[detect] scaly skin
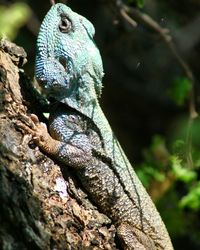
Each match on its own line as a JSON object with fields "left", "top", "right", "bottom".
{"left": 27, "top": 3, "right": 174, "bottom": 249}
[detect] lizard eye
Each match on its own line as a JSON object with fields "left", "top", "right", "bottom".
{"left": 59, "top": 15, "right": 72, "bottom": 33}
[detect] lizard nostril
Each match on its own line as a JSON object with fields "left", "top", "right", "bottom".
{"left": 59, "top": 57, "right": 67, "bottom": 71}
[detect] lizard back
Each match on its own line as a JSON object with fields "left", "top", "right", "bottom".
{"left": 35, "top": 3, "right": 174, "bottom": 250}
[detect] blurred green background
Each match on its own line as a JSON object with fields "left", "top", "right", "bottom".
{"left": 1, "top": 0, "right": 200, "bottom": 249}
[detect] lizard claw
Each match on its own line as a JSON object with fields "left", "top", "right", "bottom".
{"left": 16, "top": 113, "right": 58, "bottom": 155}
{"left": 30, "top": 113, "right": 40, "bottom": 124}
{"left": 16, "top": 119, "right": 35, "bottom": 135}
{"left": 16, "top": 113, "right": 49, "bottom": 147}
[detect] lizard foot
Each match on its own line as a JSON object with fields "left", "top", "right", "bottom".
{"left": 16, "top": 114, "right": 60, "bottom": 154}
{"left": 117, "top": 222, "right": 156, "bottom": 250}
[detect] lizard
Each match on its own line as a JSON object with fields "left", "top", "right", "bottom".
{"left": 20, "top": 3, "right": 174, "bottom": 250}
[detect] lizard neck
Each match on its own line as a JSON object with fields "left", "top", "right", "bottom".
{"left": 59, "top": 82, "right": 114, "bottom": 155}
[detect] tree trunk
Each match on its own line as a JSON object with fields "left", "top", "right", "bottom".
{"left": 0, "top": 40, "right": 117, "bottom": 250}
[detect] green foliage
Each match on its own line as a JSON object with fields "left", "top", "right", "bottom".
{"left": 167, "top": 117, "right": 200, "bottom": 212}
{"left": 127, "top": 0, "right": 145, "bottom": 8}
{"left": 172, "top": 139, "right": 185, "bottom": 154}
{"left": 190, "top": 117, "right": 200, "bottom": 147}
{"left": 136, "top": 0, "right": 145, "bottom": 8}
{"left": 170, "top": 155, "right": 197, "bottom": 183}
{"left": 170, "top": 117, "right": 200, "bottom": 169}
{"left": 137, "top": 163, "right": 165, "bottom": 187}
{"left": 137, "top": 135, "right": 169, "bottom": 187}
{"left": 0, "top": 2, "right": 31, "bottom": 40}
{"left": 157, "top": 191, "right": 188, "bottom": 236}
{"left": 179, "top": 182, "right": 200, "bottom": 211}
{"left": 138, "top": 130, "right": 200, "bottom": 213}
{"left": 168, "top": 77, "right": 192, "bottom": 106}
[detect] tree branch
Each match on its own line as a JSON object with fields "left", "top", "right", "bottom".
{"left": 0, "top": 40, "right": 116, "bottom": 250}
{"left": 112, "top": 0, "right": 198, "bottom": 120}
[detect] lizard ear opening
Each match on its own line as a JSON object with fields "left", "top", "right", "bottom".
{"left": 59, "top": 15, "right": 72, "bottom": 33}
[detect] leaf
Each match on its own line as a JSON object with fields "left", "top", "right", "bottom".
{"left": 168, "top": 77, "right": 192, "bottom": 106}
{"left": 172, "top": 139, "right": 185, "bottom": 153}
{"left": 137, "top": 163, "right": 165, "bottom": 188}
{"left": 0, "top": 3, "right": 31, "bottom": 40}
{"left": 126, "top": 0, "right": 145, "bottom": 8}
{"left": 137, "top": 0, "right": 145, "bottom": 8}
{"left": 179, "top": 182, "right": 200, "bottom": 211}
{"left": 170, "top": 155, "right": 197, "bottom": 183}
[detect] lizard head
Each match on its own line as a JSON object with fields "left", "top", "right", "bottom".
{"left": 35, "top": 3, "right": 104, "bottom": 108}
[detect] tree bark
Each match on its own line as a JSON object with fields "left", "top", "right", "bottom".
{"left": 0, "top": 40, "right": 117, "bottom": 250}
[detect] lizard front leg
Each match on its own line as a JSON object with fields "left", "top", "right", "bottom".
{"left": 117, "top": 222, "right": 156, "bottom": 250}
{"left": 18, "top": 113, "right": 92, "bottom": 168}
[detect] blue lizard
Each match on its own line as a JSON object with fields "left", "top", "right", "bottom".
{"left": 24, "top": 3, "right": 174, "bottom": 250}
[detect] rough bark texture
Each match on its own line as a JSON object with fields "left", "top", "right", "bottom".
{"left": 0, "top": 40, "right": 117, "bottom": 250}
